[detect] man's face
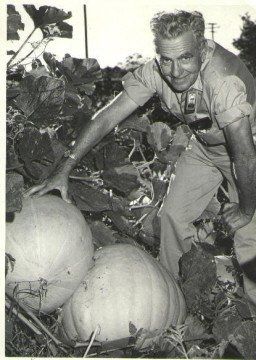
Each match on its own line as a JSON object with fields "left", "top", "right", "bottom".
{"left": 155, "top": 31, "right": 203, "bottom": 92}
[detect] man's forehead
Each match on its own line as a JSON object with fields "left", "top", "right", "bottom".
{"left": 155, "top": 31, "right": 198, "bottom": 54}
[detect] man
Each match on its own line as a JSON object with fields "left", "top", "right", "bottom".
{"left": 27, "top": 11, "right": 256, "bottom": 306}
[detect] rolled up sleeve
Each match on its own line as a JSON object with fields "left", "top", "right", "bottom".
{"left": 214, "top": 75, "right": 252, "bottom": 128}
{"left": 122, "top": 61, "right": 156, "bottom": 106}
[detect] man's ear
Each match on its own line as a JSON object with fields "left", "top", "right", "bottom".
{"left": 199, "top": 39, "right": 207, "bottom": 63}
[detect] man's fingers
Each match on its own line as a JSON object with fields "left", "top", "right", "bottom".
{"left": 23, "top": 183, "right": 46, "bottom": 197}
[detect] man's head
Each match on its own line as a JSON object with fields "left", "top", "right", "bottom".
{"left": 150, "top": 11, "right": 206, "bottom": 92}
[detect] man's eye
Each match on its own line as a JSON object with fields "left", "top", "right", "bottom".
{"left": 160, "top": 58, "right": 172, "bottom": 65}
{"left": 181, "top": 55, "right": 193, "bottom": 61}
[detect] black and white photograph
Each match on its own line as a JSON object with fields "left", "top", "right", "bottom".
{"left": 4, "top": 0, "right": 256, "bottom": 358}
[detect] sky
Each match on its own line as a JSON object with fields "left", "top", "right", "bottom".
{"left": 6, "top": 0, "right": 256, "bottom": 69}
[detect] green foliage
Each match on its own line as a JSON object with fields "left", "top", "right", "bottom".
{"left": 23, "top": 5, "right": 72, "bottom": 37}
{"left": 7, "top": 5, "right": 25, "bottom": 40}
{"left": 233, "top": 14, "right": 256, "bottom": 77}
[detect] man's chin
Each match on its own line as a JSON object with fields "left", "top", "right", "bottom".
{"left": 168, "top": 82, "right": 190, "bottom": 93}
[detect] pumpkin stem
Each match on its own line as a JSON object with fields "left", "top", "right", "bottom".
{"left": 83, "top": 324, "right": 101, "bottom": 357}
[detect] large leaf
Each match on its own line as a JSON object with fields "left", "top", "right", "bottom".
{"left": 151, "top": 178, "right": 168, "bottom": 204}
{"left": 139, "top": 207, "right": 160, "bottom": 247}
{"left": 6, "top": 138, "right": 23, "bottom": 171}
{"left": 212, "top": 309, "right": 242, "bottom": 342}
{"left": 6, "top": 172, "right": 24, "bottom": 212}
{"left": 23, "top": 5, "right": 72, "bottom": 28}
{"left": 69, "top": 182, "right": 120, "bottom": 212}
{"left": 118, "top": 114, "right": 150, "bottom": 133}
{"left": 95, "top": 141, "right": 130, "bottom": 171}
{"left": 41, "top": 21, "right": 72, "bottom": 38}
{"left": 15, "top": 75, "right": 65, "bottom": 126}
{"left": 180, "top": 245, "right": 217, "bottom": 317}
{"left": 89, "top": 221, "right": 117, "bottom": 247}
{"left": 16, "top": 127, "right": 55, "bottom": 179}
{"left": 102, "top": 164, "right": 142, "bottom": 196}
{"left": 146, "top": 122, "right": 174, "bottom": 152}
{"left": 155, "top": 125, "right": 190, "bottom": 164}
{"left": 45, "top": 55, "right": 102, "bottom": 95}
{"left": 27, "top": 60, "right": 51, "bottom": 78}
{"left": 230, "top": 321, "right": 256, "bottom": 358}
{"left": 7, "top": 5, "right": 25, "bottom": 40}
{"left": 107, "top": 211, "right": 139, "bottom": 239}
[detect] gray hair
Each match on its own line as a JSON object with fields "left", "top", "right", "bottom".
{"left": 150, "top": 10, "right": 205, "bottom": 46}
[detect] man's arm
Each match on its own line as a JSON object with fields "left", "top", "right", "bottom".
{"left": 222, "top": 116, "right": 256, "bottom": 232}
{"left": 26, "top": 91, "right": 139, "bottom": 200}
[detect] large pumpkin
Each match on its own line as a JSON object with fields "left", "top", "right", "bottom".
{"left": 6, "top": 195, "right": 94, "bottom": 313}
{"left": 60, "top": 244, "right": 186, "bottom": 344}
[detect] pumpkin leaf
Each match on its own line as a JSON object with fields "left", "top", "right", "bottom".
{"left": 139, "top": 207, "right": 160, "bottom": 247}
{"left": 89, "top": 221, "right": 117, "bottom": 247}
{"left": 23, "top": 5, "right": 72, "bottom": 29}
{"left": 213, "top": 309, "right": 243, "bottom": 342}
{"left": 16, "top": 128, "right": 55, "bottom": 180}
{"left": 15, "top": 75, "right": 65, "bottom": 126}
{"left": 118, "top": 114, "right": 150, "bottom": 133}
{"left": 151, "top": 178, "right": 168, "bottom": 204}
{"left": 155, "top": 125, "right": 190, "bottom": 164}
{"left": 27, "top": 61, "right": 51, "bottom": 78}
{"left": 94, "top": 142, "right": 130, "bottom": 171}
{"left": 180, "top": 244, "right": 217, "bottom": 317}
{"left": 107, "top": 211, "right": 139, "bottom": 239}
{"left": 7, "top": 5, "right": 25, "bottom": 40}
{"left": 184, "top": 315, "right": 210, "bottom": 346}
{"left": 102, "top": 164, "right": 142, "bottom": 197}
{"left": 69, "top": 182, "right": 115, "bottom": 212}
{"left": 41, "top": 21, "right": 73, "bottom": 39}
{"left": 230, "top": 320, "right": 256, "bottom": 358}
{"left": 6, "top": 138, "right": 23, "bottom": 171}
{"left": 54, "top": 57, "right": 102, "bottom": 95}
{"left": 233, "top": 298, "right": 253, "bottom": 319}
{"left": 6, "top": 172, "right": 24, "bottom": 213}
{"left": 146, "top": 122, "right": 174, "bottom": 152}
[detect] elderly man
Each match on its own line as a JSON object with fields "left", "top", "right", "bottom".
{"left": 27, "top": 11, "right": 256, "bottom": 306}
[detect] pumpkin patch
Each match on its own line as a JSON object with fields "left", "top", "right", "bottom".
{"left": 6, "top": 195, "right": 94, "bottom": 313}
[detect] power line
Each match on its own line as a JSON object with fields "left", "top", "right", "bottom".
{"left": 84, "top": 5, "right": 88, "bottom": 58}
{"left": 207, "top": 22, "right": 219, "bottom": 40}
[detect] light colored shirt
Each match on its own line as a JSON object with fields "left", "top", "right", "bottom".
{"left": 122, "top": 40, "right": 256, "bottom": 146}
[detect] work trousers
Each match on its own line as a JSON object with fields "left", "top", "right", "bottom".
{"left": 159, "top": 138, "right": 256, "bottom": 306}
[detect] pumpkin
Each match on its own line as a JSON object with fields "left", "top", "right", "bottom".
{"left": 6, "top": 195, "right": 94, "bottom": 314}
{"left": 60, "top": 244, "right": 186, "bottom": 344}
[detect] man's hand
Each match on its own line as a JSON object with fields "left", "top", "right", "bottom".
{"left": 221, "top": 202, "right": 253, "bottom": 234}
{"left": 24, "top": 172, "right": 71, "bottom": 203}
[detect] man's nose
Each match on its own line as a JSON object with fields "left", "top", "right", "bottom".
{"left": 170, "top": 60, "right": 182, "bottom": 77}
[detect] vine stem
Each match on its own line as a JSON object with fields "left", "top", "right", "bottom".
{"left": 83, "top": 324, "right": 101, "bottom": 357}
{"left": 7, "top": 27, "right": 37, "bottom": 67}
{"left": 6, "top": 294, "right": 68, "bottom": 354}
{"left": 9, "top": 38, "right": 49, "bottom": 69}
{"left": 5, "top": 299, "right": 42, "bottom": 336}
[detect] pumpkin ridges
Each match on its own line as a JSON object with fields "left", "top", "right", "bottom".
{"left": 133, "top": 246, "right": 154, "bottom": 330}
{"left": 6, "top": 195, "right": 94, "bottom": 313}
{"left": 60, "top": 244, "right": 186, "bottom": 343}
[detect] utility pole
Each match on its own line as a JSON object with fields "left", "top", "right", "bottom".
{"left": 84, "top": 5, "right": 88, "bottom": 58}
{"left": 207, "top": 22, "right": 219, "bottom": 40}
